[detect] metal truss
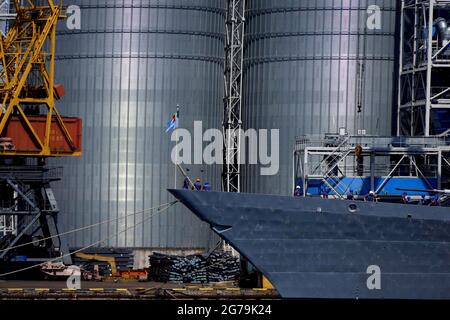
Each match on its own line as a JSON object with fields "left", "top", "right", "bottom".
{"left": 0, "top": 0, "right": 80, "bottom": 157}
{"left": 398, "top": 0, "right": 450, "bottom": 136}
{"left": 0, "top": 162, "right": 71, "bottom": 264}
{"left": 294, "top": 134, "right": 450, "bottom": 198}
{"left": 222, "top": 0, "right": 245, "bottom": 193}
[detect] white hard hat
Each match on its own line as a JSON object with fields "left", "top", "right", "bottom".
{"left": 296, "top": 185, "right": 301, "bottom": 189}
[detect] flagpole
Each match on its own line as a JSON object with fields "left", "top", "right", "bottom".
{"left": 174, "top": 104, "right": 180, "bottom": 188}
{"left": 175, "top": 127, "right": 178, "bottom": 188}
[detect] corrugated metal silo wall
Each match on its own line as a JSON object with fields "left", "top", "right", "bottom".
{"left": 52, "top": 0, "right": 224, "bottom": 250}
{"left": 242, "top": 0, "right": 399, "bottom": 195}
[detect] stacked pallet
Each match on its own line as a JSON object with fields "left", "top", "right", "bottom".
{"left": 148, "top": 251, "right": 239, "bottom": 283}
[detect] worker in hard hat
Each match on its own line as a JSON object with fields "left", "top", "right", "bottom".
{"left": 430, "top": 195, "right": 440, "bottom": 206}
{"left": 365, "top": 191, "right": 376, "bottom": 202}
{"left": 193, "top": 178, "right": 202, "bottom": 191}
{"left": 402, "top": 192, "right": 408, "bottom": 204}
{"left": 346, "top": 189, "right": 354, "bottom": 200}
{"left": 294, "top": 185, "right": 302, "bottom": 197}
{"left": 203, "top": 182, "right": 211, "bottom": 191}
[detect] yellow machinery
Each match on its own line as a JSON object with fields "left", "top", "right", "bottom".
{"left": 0, "top": 1, "right": 81, "bottom": 265}
{"left": 74, "top": 252, "right": 118, "bottom": 276}
{"left": 262, "top": 276, "right": 274, "bottom": 289}
{"left": 0, "top": 0, "right": 81, "bottom": 157}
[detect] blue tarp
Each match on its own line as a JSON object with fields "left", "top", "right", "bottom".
{"left": 298, "top": 177, "right": 438, "bottom": 196}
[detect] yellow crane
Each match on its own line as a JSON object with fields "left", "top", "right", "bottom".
{"left": 0, "top": 0, "right": 81, "bottom": 157}
{"left": 0, "top": 1, "right": 81, "bottom": 265}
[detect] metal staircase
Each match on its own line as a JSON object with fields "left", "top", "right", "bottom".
{"left": 316, "top": 136, "right": 352, "bottom": 199}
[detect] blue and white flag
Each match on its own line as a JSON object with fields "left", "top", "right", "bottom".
{"left": 165, "top": 108, "right": 179, "bottom": 133}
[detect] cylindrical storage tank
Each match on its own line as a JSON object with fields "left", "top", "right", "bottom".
{"left": 53, "top": 0, "right": 224, "bottom": 250}
{"left": 243, "top": 0, "right": 399, "bottom": 195}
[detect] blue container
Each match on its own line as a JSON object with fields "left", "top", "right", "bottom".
{"left": 14, "top": 256, "right": 28, "bottom": 262}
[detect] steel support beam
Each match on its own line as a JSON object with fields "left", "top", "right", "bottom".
{"left": 0, "top": 164, "right": 71, "bottom": 264}
{"left": 222, "top": 0, "right": 245, "bottom": 193}
{"left": 399, "top": 0, "right": 450, "bottom": 136}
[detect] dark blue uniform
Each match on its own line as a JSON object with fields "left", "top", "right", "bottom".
{"left": 194, "top": 181, "right": 202, "bottom": 191}
{"left": 182, "top": 177, "right": 190, "bottom": 190}
{"left": 346, "top": 190, "right": 354, "bottom": 200}
{"left": 430, "top": 195, "right": 440, "bottom": 206}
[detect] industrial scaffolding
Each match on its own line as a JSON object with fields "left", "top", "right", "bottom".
{"left": 398, "top": 0, "right": 450, "bottom": 136}
{"left": 293, "top": 134, "right": 450, "bottom": 199}
{"left": 222, "top": 0, "right": 245, "bottom": 193}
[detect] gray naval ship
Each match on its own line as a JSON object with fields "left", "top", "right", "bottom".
{"left": 169, "top": 189, "right": 450, "bottom": 299}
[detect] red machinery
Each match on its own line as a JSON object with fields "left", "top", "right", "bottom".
{"left": 0, "top": 1, "right": 82, "bottom": 268}
{"left": 1, "top": 115, "right": 82, "bottom": 155}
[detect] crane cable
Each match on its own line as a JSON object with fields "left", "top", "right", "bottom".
{"left": 0, "top": 200, "right": 178, "bottom": 278}
{"left": 0, "top": 201, "right": 176, "bottom": 254}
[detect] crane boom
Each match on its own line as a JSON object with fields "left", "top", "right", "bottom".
{"left": 0, "top": 1, "right": 81, "bottom": 266}
{"left": 0, "top": 0, "right": 81, "bottom": 157}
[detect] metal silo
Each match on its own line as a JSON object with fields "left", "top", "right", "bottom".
{"left": 52, "top": 0, "right": 224, "bottom": 252}
{"left": 242, "top": 0, "right": 399, "bottom": 195}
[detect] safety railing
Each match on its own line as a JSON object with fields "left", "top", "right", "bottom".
{"left": 295, "top": 135, "right": 450, "bottom": 152}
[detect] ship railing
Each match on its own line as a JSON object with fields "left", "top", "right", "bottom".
{"left": 305, "top": 163, "right": 440, "bottom": 178}
{"left": 295, "top": 135, "right": 450, "bottom": 152}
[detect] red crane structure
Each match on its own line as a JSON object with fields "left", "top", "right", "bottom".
{"left": 0, "top": 1, "right": 82, "bottom": 267}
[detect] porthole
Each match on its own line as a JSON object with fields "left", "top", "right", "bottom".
{"left": 348, "top": 204, "right": 358, "bottom": 213}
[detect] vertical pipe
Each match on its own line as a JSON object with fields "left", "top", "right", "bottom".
{"left": 425, "top": 0, "right": 434, "bottom": 136}
{"left": 292, "top": 150, "right": 295, "bottom": 196}
{"left": 411, "top": 2, "right": 419, "bottom": 136}
{"left": 438, "top": 149, "right": 442, "bottom": 189}
{"left": 370, "top": 153, "right": 375, "bottom": 192}
{"left": 303, "top": 148, "right": 308, "bottom": 197}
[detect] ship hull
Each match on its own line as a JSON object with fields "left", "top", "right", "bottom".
{"left": 169, "top": 189, "right": 450, "bottom": 299}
